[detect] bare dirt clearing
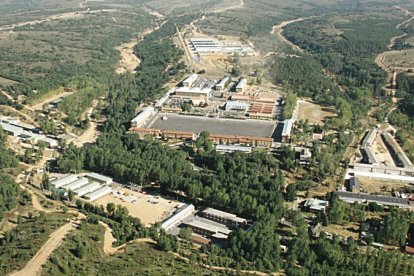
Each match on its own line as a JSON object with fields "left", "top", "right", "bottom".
{"left": 295, "top": 100, "right": 337, "bottom": 124}
{"left": 94, "top": 187, "right": 180, "bottom": 225}
{"left": 115, "top": 39, "right": 140, "bottom": 74}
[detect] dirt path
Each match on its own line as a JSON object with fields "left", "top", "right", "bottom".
{"left": 213, "top": 0, "right": 244, "bottom": 13}
{"left": 9, "top": 221, "right": 78, "bottom": 276}
{"left": 0, "top": 105, "right": 38, "bottom": 126}
{"left": 270, "top": 17, "right": 314, "bottom": 54}
{"left": 30, "top": 91, "right": 73, "bottom": 111}
{"left": 0, "top": 9, "right": 117, "bottom": 32}
{"left": 99, "top": 221, "right": 118, "bottom": 255}
{"left": 375, "top": 8, "right": 414, "bottom": 95}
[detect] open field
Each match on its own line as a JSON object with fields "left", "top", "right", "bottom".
{"left": 382, "top": 48, "right": 414, "bottom": 71}
{"left": 358, "top": 177, "right": 409, "bottom": 194}
{"left": 94, "top": 187, "right": 180, "bottom": 225}
{"left": 295, "top": 100, "right": 337, "bottom": 124}
{"left": 148, "top": 113, "right": 276, "bottom": 137}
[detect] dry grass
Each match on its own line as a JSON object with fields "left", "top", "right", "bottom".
{"left": 296, "top": 100, "right": 337, "bottom": 124}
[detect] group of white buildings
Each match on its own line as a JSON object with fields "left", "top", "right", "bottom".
{"left": 51, "top": 173, "right": 113, "bottom": 201}
{"left": 0, "top": 119, "right": 59, "bottom": 148}
{"left": 189, "top": 37, "right": 254, "bottom": 55}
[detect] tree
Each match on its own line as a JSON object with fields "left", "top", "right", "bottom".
{"left": 286, "top": 184, "right": 297, "bottom": 202}
{"left": 67, "top": 190, "right": 74, "bottom": 201}
{"left": 41, "top": 173, "right": 51, "bottom": 191}
{"left": 107, "top": 202, "right": 116, "bottom": 215}
{"left": 179, "top": 227, "right": 193, "bottom": 240}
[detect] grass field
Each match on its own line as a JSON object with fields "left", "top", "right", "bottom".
{"left": 0, "top": 212, "right": 73, "bottom": 275}
{"left": 42, "top": 221, "right": 223, "bottom": 275}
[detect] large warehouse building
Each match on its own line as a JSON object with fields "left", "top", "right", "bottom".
{"left": 131, "top": 107, "right": 156, "bottom": 128}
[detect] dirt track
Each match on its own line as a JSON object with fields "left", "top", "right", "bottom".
{"left": 9, "top": 221, "right": 78, "bottom": 276}
{"left": 115, "top": 39, "right": 140, "bottom": 74}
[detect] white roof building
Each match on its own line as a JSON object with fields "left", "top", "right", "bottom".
{"left": 51, "top": 174, "right": 79, "bottom": 188}
{"left": 215, "top": 77, "right": 229, "bottom": 91}
{"left": 61, "top": 177, "right": 89, "bottom": 191}
{"left": 131, "top": 107, "right": 156, "bottom": 128}
{"left": 86, "top": 172, "right": 113, "bottom": 185}
{"left": 84, "top": 186, "right": 112, "bottom": 201}
{"left": 216, "top": 144, "right": 252, "bottom": 153}
{"left": 225, "top": 101, "right": 249, "bottom": 112}
{"left": 0, "top": 121, "right": 23, "bottom": 136}
{"left": 73, "top": 182, "right": 101, "bottom": 197}
{"left": 304, "top": 198, "right": 329, "bottom": 212}
{"left": 282, "top": 119, "right": 294, "bottom": 138}
{"left": 175, "top": 87, "right": 212, "bottom": 98}
{"left": 161, "top": 204, "right": 195, "bottom": 231}
{"left": 182, "top": 74, "right": 198, "bottom": 87}
{"left": 235, "top": 79, "right": 247, "bottom": 91}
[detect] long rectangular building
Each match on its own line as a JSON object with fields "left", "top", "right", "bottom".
{"left": 73, "top": 182, "right": 101, "bottom": 197}
{"left": 362, "top": 146, "right": 379, "bottom": 165}
{"left": 86, "top": 172, "right": 113, "bottom": 185}
{"left": 61, "top": 177, "right": 89, "bottom": 191}
{"left": 84, "top": 186, "right": 112, "bottom": 201}
{"left": 201, "top": 207, "right": 247, "bottom": 228}
{"left": 51, "top": 174, "right": 78, "bottom": 189}
{"left": 161, "top": 204, "right": 195, "bottom": 231}
{"left": 335, "top": 191, "right": 412, "bottom": 208}
{"left": 362, "top": 127, "right": 378, "bottom": 147}
{"left": 235, "top": 79, "right": 247, "bottom": 92}
{"left": 131, "top": 107, "right": 156, "bottom": 128}
{"left": 281, "top": 119, "right": 294, "bottom": 143}
{"left": 381, "top": 131, "right": 413, "bottom": 168}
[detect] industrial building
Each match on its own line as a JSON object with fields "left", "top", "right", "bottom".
{"left": 86, "top": 172, "right": 113, "bottom": 185}
{"left": 381, "top": 131, "right": 413, "bottom": 168}
{"left": 182, "top": 74, "right": 198, "bottom": 87}
{"left": 201, "top": 208, "right": 247, "bottom": 228}
{"left": 235, "top": 79, "right": 247, "bottom": 92}
{"left": 303, "top": 198, "right": 329, "bottom": 213}
{"left": 0, "top": 121, "right": 23, "bottom": 136}
{"left": 281, "top": 119, "right": 294, "bottom": 143}
{"left": 73, "top": 182, "right": 101, "bottom": 197}
{"left": 161, "top": 204, "right": 195, "bottom": 231}
{"left": 215, "top": 144, "right": 252, "bottom": 153}
{"left": 335, "top": 191, "right": 413, "bottom": 208}
{"left": 362, "top": 127, "right": 378, "bottom": 147}
{"left": 215, "top": 77, "right": 229, "bottom": 91}
{"left": 131, "top": 107, "right": 156, "bottom": 128}
{"left": 61, "top": 177, "right": 89, "bottom": 191}
{"left": 225, "top": 101, "right": 249, "bottom": 112}
{"left": 183, "top": 216, "right": 232, "bottom": 240}
{"left": 362, "top": 146, "right": 379, "bottom": 165}
{"left": 174, "top": 87, "right": 212, "bottom": 99}
{"left": 84, "top": 186, "right": 112, "bottom": 201}
{"left": 190, "top": 38, "right": 253, "bottom": 55}
{"left": 51, "top": 174, "right": 79, "bottom": 189}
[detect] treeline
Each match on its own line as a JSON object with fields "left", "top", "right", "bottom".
{"left": 282, "top": 92, "right": 297, "bottom": 120}
{"left": 102, "top": 15, "right": 195, "bottom": 132}
{"left": 0, "top": 126, "right": 19, "bottom": 220}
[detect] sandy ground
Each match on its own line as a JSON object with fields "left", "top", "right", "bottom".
{"left": 30, "top": 90, "right": 73, "bottom": 111}
{"left": 94, "top": 187, "right": 180, "bottom": 225}
{"left": 9, "top": 220, "right": 80, "bottom": 276}
{"left": 295, "top": 100, "right": 336, "bottom": 124}
{"left": 324, "top": 223, "right": 359, "bottom": 240}
{"left": 371, "top": 135, "right": 396, "bottom": 167}
{"left": 99, "top": 221, "right": 118, "bottom": 254}
{"left": 115, "top": 39, "right": 140, "bottom": 74}
{"left": 0, "top": 105, "right": 38, "bottom": 126}
{"left": 213, "top": 0, "right": 244, "bottom": 13}
{"left": 358, "top": 177, "right": 408, "bottom": 194}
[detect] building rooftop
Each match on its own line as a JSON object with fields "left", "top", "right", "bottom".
{"left": 215, "top": 144, "right": 252, "bottom": 153}
{"left": 0, "top": 121, "right": 23, "bottom": 135}
{"left": 87, "top": 172, "right": 113, "bottom": 184}
{"left": 236, "top": 79, "right": 247, "bottom": 89}
{"left": 202, "top": 207, "right": 247, "bottom": 223}
{"left": 282, "top": 119, "right": 294, "bottom": 137}
{"left": 184, "top": 216, "right": 232, "bottom": 235}
{"left": 304, "top": 198, "right": 329, "bottom": 211}
{"left": 131, "top": 107, "right": 155, "bottom": 125}
{"left": 335, "top": 191, "right": 411, "bottom": 207}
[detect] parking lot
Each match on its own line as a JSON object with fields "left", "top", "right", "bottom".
{"left": 148, "top": 113, "right": 277, "bottom": 138}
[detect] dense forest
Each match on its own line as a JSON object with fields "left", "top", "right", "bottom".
{"left": 0, "top": 127, "right": 20, "bottom": 220}
{"left": 273, "top": 15, "right": 401, "bottom": 127}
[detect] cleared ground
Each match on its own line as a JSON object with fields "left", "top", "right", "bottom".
{"left": 295, "top": 100, "right": 337, "bottom": 124}
{"left": 94, "top": 187, "right": 180, "bottom": 225}
{"left": 358, "top": 176, "right": 408, "bottom": 194}
{"left": 148, "top": 113, "right": 276, "bottom": 137}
